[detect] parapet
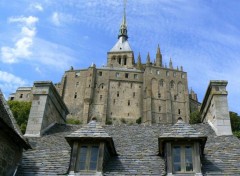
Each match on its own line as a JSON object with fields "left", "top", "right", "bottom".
{"left": 24, "top": 81, "right": 69, "bottom": 137}
{"left": 200, "top": 80, "right": 232, "bottom": 136}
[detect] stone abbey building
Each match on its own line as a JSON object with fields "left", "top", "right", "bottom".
{"left": 2, "top": 6, "right": 239, "bottom": 176}
{"left": 9, "top": 10, "right": 195, "bottom": 125}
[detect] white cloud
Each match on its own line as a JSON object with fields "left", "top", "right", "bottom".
{"left": 33, "top": 3, "right": 43, "bottom": 11}
{"left": 0, "top": 16, "right": 38, "bottom": 63}
{"left": 0, "top": 71, "right": 26, "bottom": 85}
{"left": 8, "top": 16, "right": 38, "bottom": 26}
{"left": 51, "top": 12, "right": 60, "bottom": 26}
{"left": 32, "top": 38, "right": 76, "bottom": 70}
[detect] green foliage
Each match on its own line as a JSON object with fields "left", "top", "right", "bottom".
{"left": 233, "top": 131, "right": 240, "bottom": 138}
{"left": 189, "top": 110, "right": 201, "bottom": 124}
{"left": 66, "top": 118, "right": 82, "bottom": 125}
{"left": 120, "top": 118, "right": 126, "bottom": 124}
{"left": 8, "top": 100, "right": 31, "bottom": 133}
{"left": 106, "top": 118, "right": 112, "bottom": 125}
{"left": 136, "top": 117, "right": 142, "bottom": 124}
{"left": 230, "top": 111, "right": 240, "bottom": 132}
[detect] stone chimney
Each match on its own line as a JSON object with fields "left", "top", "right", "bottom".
{"left": 200, "top": 80, "right": 232, "bottom": 136}
{"left": 24, "top": 81, "right": 69, "bottom": 137}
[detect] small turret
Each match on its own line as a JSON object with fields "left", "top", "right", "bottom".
{"left": 146, "top": 52, "right": 151, "bottom": 66}
{"left": 169, "top": 58, "right": 173, "bottom": 69}
{"left": 180, "top": 66, "right": 183, "bottom": 71}
{"left": 137, "top": 53, "right": 142, "bottom": 70}
{"left": 155, "top": 44, "right": 162, "bottom": 67}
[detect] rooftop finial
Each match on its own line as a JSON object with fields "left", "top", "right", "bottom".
{"left": 118, "top": 0, "right": 128, "bottom": 40}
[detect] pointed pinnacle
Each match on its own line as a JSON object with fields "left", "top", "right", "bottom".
{"left": 138, "top": 52, "right": 141, "bottom": 61}
{"left": 157, "top": 44, "right": 161, "bottom": 54}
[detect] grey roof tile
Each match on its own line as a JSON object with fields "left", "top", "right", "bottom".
{"left": 17, "top": 123, "right": 240, "bottom": 175}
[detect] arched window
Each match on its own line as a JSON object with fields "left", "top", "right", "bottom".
{"left": 160, "top": 80, "right": 164, "bottom": 87}
{"left": 118, "top": 56, "right": 121, "bottom": 64}
{"left": 123, "top": 56, "right": 127, "bottom": 65}
{"left": 170, "top": 81, "right": 175, "bottom": 89}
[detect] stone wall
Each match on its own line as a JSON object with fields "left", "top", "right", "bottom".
{"left": 0, "top": 130, "right": 22, "bottom": 175}
{"left": 8, "top": 87, "right": 32, "bottom": 102}
{"left": 55, "top": 62, "right": 189, "bottom": 125}
{"left": 200, "top": 80, "right": 232, "bottom": 136}
{"left": 25, "top": 81, "right": 69, "bottom": 137}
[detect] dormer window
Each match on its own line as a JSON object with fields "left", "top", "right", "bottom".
{"left": 158, "top": 118, "right": 207, "bottom": 175}
{"left": 76, "top": 145, "right": 99, "bottom": 171}
{"left": 172, "top": 144, "right": 193, "bottom": 173}
{"left": 65, "top": 120, "right": 117, "bottom": 175}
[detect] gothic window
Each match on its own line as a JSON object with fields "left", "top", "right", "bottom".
{"left": 75, "top": 72, "right": 80, "bottom": 77}
{"left": 156, "top": 70, "right": 160, "bottom": 75}
{"left": 116, "top": 72, "right": 120, "bottom": 78}
{"left": 178, "top": 109, "right": 181, "bottom": 114}
{"left": 125, "top": 73, "right": 129, "bottom": 78}
{"left": 123, "top": 56, "right": 127, "bottom": 65}
{"left": 75, "top": 145, "right": 99, "bottom": 171}
{"left": 170, "top": 81, "right": 175, "bottom": 89}
{"left": 118, "top": 56, "right": 121, "bottom": 64}
{"left": 99, "top": 72, "right": 102, "bottom": 76}
{"left": 158, "top": 93, "right": 161, "bottom": 98}
{"left": 174, "top": 95, "right": 177, "bottom": 100}
{"left": 117, "top": 91, "right": 119, "bottom": 97}
{"left": 172, "top": 145, "right": 193, "bottom": 173}
{"left": 160, "top": 80, "right": 164, "bottom": 87}
{"left": 20, "top": 94, "right": 23, "bottom": 98}
{"left": 166, "top": 71, "right": 169, "bottom": 77}
{"left": 173, "top": 72, "right": 177, "bottom": 77}
{"left": 134, "top": 74, "right": 138, "bottom": 79}
{"left": 74, "top": 93, "right": 77, "bottom": 99}
{"left": 128, "top": 100, "right": 130, "bottom": 106}
{"left": 181, "top": 74, "right": 185, "bottom": 79}
{"left": 112, "top": 56, "right": 116, "bottom": 60}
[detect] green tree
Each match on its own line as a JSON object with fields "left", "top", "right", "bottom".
{"left": 230, "top": 111, "right": 240, "bottom": 132}
{"left": 8, "top": 100, "right": 32, "bottom": 133}
{"left": 189, "top": 110, "right": 201, "bottom": 124}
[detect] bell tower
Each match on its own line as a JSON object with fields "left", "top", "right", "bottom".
{"left": 107, "top": 0, "right": 135, "bottom": 68}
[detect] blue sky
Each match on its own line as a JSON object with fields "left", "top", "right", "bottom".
{"left": 0, "top": 0, "right": 240, "bottom": 114}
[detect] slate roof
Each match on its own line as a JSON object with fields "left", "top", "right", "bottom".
{"left": 0, "top": 90, "right": 30, "bottom": 149}
{"left": 110, "top": 36, "right": 132, "bottom": 52}
{"left": 17, "top": 123, "right": 240, "bottom": 176}
{"left": 158, "top": 118, "right": 207, "bottom": 155}
{"left": 66, "top": 120, "right": 111, "bottom": 138}
{"left": 160, "top": 118, "right": 206, "bottom": 138}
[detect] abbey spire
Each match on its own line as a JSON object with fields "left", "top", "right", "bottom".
{"left": 118, "top": 0, "right": 128, "bottom": 40}
{"left": 109, "top": 0, "right": 132, "bottom": 53}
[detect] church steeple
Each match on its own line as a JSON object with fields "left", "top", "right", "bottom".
{"left": 118, "top": 0, "right": 128, "bottom": 40}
